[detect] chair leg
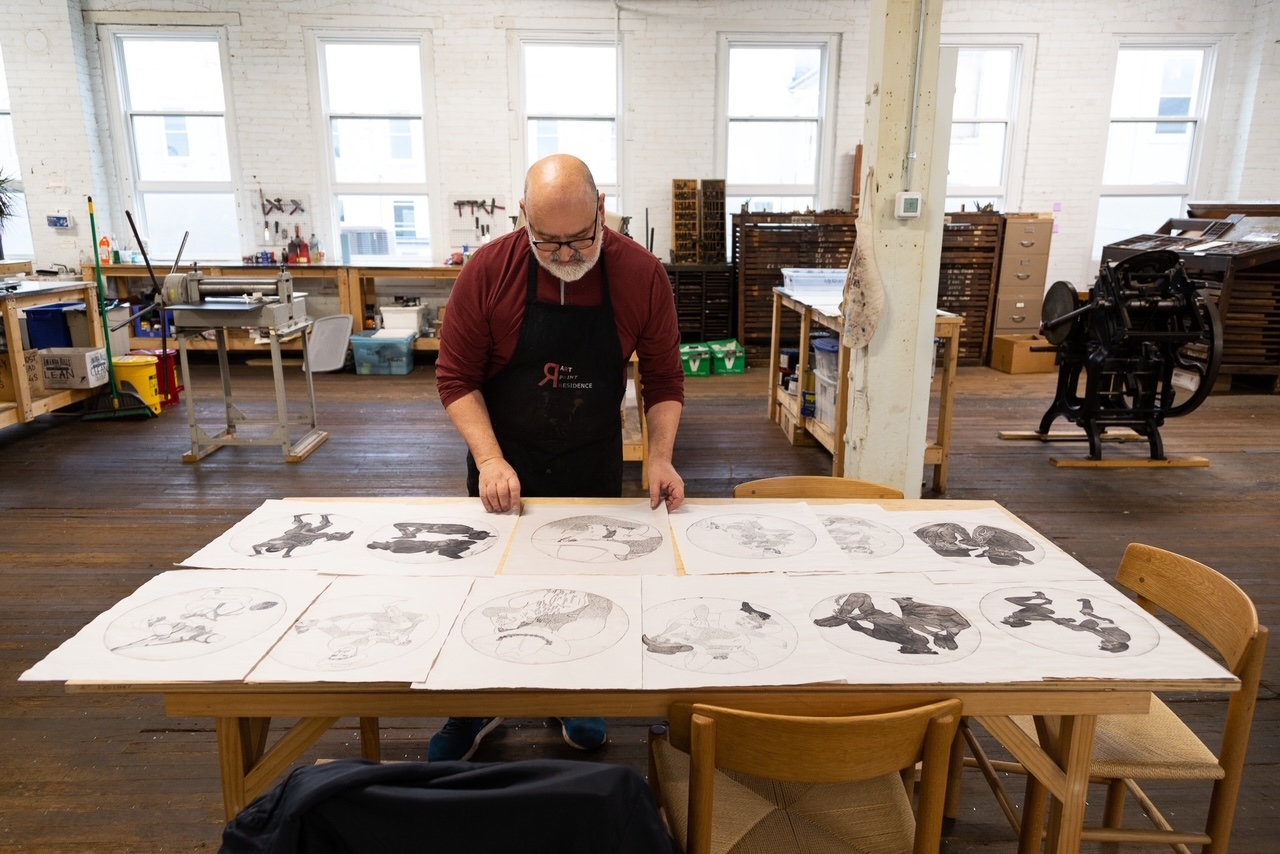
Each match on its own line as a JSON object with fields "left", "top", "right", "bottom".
{"left": 943, "top": 725, "right": 966, "bottom": 833}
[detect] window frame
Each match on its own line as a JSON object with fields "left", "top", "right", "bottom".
{"left": 940, "top": 36, "right": 1036, "bottom": 213}
{"left": 1092, "top": 40, "right": 1218, "bottom": 260}
{"left": 311, "top": 31, "right": 437, "bottom": 263}
{"left": 99, "top": 26, "right": 242, "bottom": 261}
{"left": 716, "top": 34, "right": 839, "bottom": 213}
{"left": 516, "top": 34, "right": 623, "bottom": 211}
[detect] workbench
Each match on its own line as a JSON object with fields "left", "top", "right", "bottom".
{"left": 1, "top": 279, "right": 105, "bottom": 431}
{"left": 766, "top": 285, "right": 961, "bottom": 492}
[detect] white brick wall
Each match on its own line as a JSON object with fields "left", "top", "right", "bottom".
{"left": 0, "top": 0, "right": 1274, "bottom": 288}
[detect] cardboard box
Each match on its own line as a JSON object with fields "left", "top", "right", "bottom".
{"left": 40, "top": 347, "right": 110, "bottom": 389}
{"left": 990, "top": 334, "right": 1058, "bottom": 374}
{"left": 0, "top": 349, "right": 43, "bottom": 401}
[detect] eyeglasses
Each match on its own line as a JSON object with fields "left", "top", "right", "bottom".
{"left": 528, "top": 214, "right": 599, "bottom": 253}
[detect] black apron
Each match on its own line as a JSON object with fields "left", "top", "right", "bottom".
{"left": 466, "top": 251, "right": 625, "bottom": 498}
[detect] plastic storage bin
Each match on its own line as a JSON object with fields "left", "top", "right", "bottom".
{"left": 811, "top": 335, "right": 840, "bottom": 378}
{"left": 780, "top": 268, "right": 846, "bottom": 297}
{"left": 379, "top": 304, "right": 429, "bottom": 334}
{"left": 351, "top": 330, "right": 416, "bottom": 375}
{"left": 814, "top": 369, "right": 837, "bottom": 428}
{"left": 23, "top": 303, "right": 77, "bottom": 349}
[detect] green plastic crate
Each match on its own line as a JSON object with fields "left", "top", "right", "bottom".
{"left": 707, "top": 338, "right": 745, "bottom": 374}
{"left": 680, "top": 343, "right": 711, "bottom": 377}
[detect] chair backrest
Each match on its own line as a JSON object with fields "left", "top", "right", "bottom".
{"left": 667, "top": 699, "right": 961, "bottom": 854}
{"left": 733, "top": 475, "right": 904, "bottom": 499}
{"left": 1116, "top": 542, "right": 1268, "bottom": 848}
{"left": 304, "top": 313, "right": 353, "bottom": 373}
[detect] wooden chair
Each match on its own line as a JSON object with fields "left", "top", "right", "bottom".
{"left": 958, "top": 543, "right": 1268, "bottom": 852}
{"left": 732, "top": 475, "right": 904, "bottom": 500}
{"left": 648, "top": 699, "right": 961, "bottom": 854}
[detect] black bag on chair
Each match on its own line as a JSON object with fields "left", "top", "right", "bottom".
{"left": 220, "top": 758, "right": 679, "bottom": 854}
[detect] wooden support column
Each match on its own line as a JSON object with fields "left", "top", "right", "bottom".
{"left": 842, "top": 0, "right": 946, "bottom": 498}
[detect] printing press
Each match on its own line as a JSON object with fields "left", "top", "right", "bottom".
{"left": 159, "top": 266, "right": 327, "bottom": 463}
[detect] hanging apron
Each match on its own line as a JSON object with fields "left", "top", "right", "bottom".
{"left": 466, "top": 251, "right": 626, "bottom": 498}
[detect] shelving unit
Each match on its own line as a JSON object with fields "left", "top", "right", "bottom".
{"left": 664, "top": 263, "right": 735, "bottom": 343}
{"left": 732, "top": 212, "right": 859, "bottom": 355}
{"left": 938, "top": 212, "right": 1003, "bottom": 366}
{"left": 1, "top": 280, "right": 104, "bottom": 430}
{"left": 84, "top": 263, "right": 461, "bottom": 354}
{"left": 766, "top": 285, "right": 961, "bottom": 492}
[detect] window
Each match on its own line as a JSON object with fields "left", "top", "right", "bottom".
{"left": 945, "top": 47, "right": 1019, "bottom": 212}
{"left": 109, "top": 32, "right": 238, "bottom": 261}
{"left": 720, "top": 38, "right": 834, "bottom": 218}
{"left": 1093, "top": 46, "right": 1211, "bottom": 258}
{"left": 0, "top": 44, "right": 36, "bottom": 260}
{"left": 521, "top": 40, "right": 619, "bottom": 206}
{"left": 320, "top": 37, "right": 432, "bottom": 262}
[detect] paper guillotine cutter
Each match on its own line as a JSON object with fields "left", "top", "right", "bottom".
{"left": 164, "top": 269, "right": 329, "bottom": 463}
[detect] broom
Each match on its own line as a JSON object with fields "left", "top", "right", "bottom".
{"left": 82, "top": 195, "right": 156, "bottom": 420}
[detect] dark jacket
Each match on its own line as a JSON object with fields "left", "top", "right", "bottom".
{"left": 220, "top": 758, "right": 679, "bottom": 854}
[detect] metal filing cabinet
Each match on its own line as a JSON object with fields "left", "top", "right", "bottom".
{"left": 991, "top": 214, "right": 1053, "bottom": 339}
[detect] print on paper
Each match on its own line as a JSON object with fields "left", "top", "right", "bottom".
{"left": 686, "top": 513, "right": 816, "bottom": 559}
{"left": 529, "top": 515, "right": 664, "bottom": 564}
{"left": 461, "top": 587, "right": 629, "bottom": 663}
{"left": 819, "top": 514, "right": 905, "bottom": 558}
{"left": 981, "top": 587, "right": 1159, "bottom": 657}
{"left": 642, "top": 597, "right": 797, "bottom": 673}
{"left": 272, "top": 595, "right": 437, "bottom": 671}
{"left": 231, "top": 512, "right": 360, "bottom": 559}
{"left": 365, "top": 520, "right": 499, "bottom": 564}
{"left": 104, "top": 586, "right": 285, "bottom": 660}
{"left": 810, "top": 590, "right": 977, "bottom": 662}
{"left": 914, "top": 522, "right": 1045, "bottom": 567}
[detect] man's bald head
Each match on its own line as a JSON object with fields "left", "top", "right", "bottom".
{"left": 523, "top": 154, "right": 599, "bottom": 218}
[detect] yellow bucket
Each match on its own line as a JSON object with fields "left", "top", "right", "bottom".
{"left": 112, "top": 355, "right": 162, "bottom": 414}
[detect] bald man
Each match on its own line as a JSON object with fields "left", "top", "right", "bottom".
{"left": 433, "top": 154, "right": 686, "bottom": 761}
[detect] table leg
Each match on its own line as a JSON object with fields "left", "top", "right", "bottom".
{"left": 216, "top": 716, "right": 267, "bottom": 821}
{"left": 359, "top": 717, "right": 382, "bottom": 762}
{"left": 1043, "top": 714, "right": 1096, "bottom": 854}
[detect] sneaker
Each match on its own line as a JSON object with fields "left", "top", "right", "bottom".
{"left": 558, "top": 716, "right": 607, "bottom": 750}
{"left": 428, "top": 716, "right": 504, "bottom": 761}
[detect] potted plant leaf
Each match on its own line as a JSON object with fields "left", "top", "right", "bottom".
{"left": 0, "top": 170, "right": 16, "bottom": 260}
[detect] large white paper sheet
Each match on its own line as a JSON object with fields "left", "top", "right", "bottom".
{"left": 886, "top": 508, "right": 1096, "bottom": 583}
{"left": 180, "top": 498, "right": 516, "bottom": 576}
{"left": 247, "top": 575, "right": 474, "bottom": 683}
{"left": 787, "top": 574, "right": 1233, "bottom": 685}
{"left": 668, "top": 502, "right": 849, "bottom": 574}
{"left": 20, "top": 570, "right": 331, "bottom": 683}
{"left": 420, "top": 575, "right": 643, "bottom": 690}
{"left": 502, "top": 500, "right": 677, "bottom": 576}
{"left": 810, "top": 503, "right": 945, "bottom": 573}
{"left": 640, "top": 574, "right": 845, "bottom": 689}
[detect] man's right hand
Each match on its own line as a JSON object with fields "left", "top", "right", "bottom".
{"left": 476, "top": 457, "right": 521, "bottom": 513}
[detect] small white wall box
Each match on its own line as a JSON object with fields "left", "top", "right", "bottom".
{"left": 46, "top": 214, "right": 74, "bottom": 229}
{"left": 895, "top": 192, "right": 923, "bottom": 219}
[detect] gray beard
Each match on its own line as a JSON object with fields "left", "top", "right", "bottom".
{"left": 531, "top": 239, "right": 602, "bottom": 283}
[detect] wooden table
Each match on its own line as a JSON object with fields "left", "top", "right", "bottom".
{"left": 767, "top": 287, "right": 962, "bottom": 491}
{"left": 67, "top": 499, "right": 1238, "bottom": 853}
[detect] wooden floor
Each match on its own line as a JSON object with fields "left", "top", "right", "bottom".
{"left": 0, "top": 357, "right": 1275, "bottom": 852}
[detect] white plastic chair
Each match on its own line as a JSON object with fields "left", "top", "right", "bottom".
{"left": 304, "top": 314, "right": 353, "bottom": 373}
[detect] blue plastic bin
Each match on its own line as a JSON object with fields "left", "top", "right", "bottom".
{"left": 24, "top": 303, "right": 77, "bottom": 349}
